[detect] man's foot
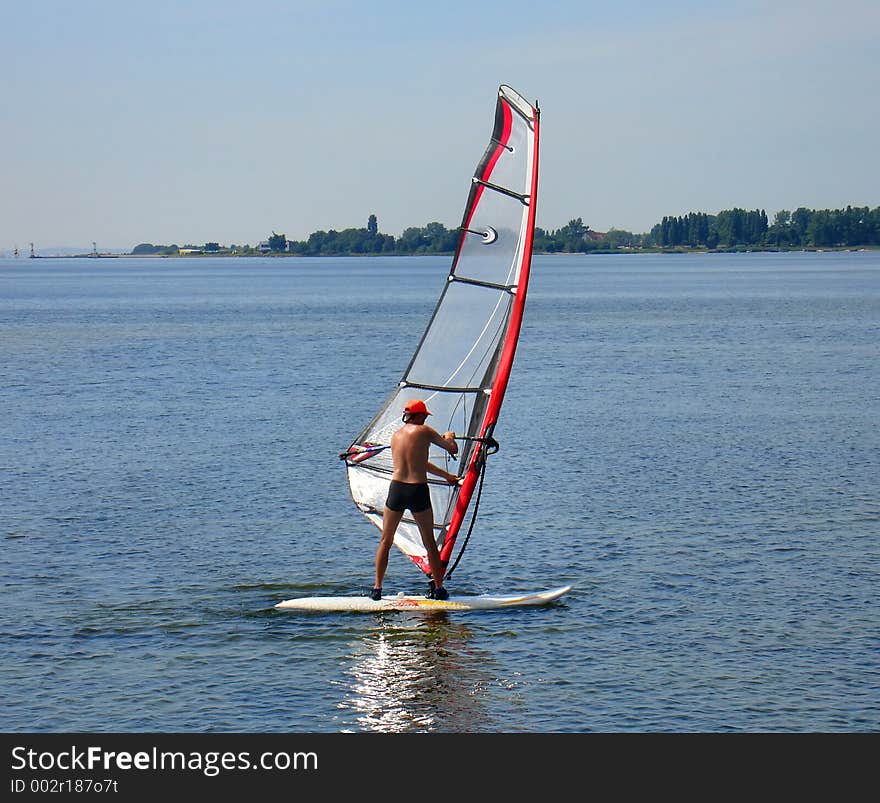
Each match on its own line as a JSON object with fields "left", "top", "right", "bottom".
{"left": 369, "top": 588, "right": 382, "bottom": 601}
{"left": 427, "top": 586, "right": 449, "bottom": 601}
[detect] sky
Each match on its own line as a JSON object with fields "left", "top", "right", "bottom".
{"left": 2, "top": 0, "right": 878, "bottom": 251}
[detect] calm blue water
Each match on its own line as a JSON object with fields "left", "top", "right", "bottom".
{"left": 2, "top": 251, "right": 878, "bottom": 732}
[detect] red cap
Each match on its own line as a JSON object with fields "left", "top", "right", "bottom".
{"left": 403, "top": 399, "right": 431, "bottom": 416}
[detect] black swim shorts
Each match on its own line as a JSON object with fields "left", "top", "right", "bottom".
{"left": 386, "top": 480, "right": 431, "bottom": 513}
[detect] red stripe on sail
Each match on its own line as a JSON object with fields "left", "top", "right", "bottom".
{"left": 461, "top": 98, "right": 513, "bottom": 235}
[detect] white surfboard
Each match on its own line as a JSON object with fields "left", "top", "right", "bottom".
{"left": 275, "top": 585, "right": 571, "bottom": 613}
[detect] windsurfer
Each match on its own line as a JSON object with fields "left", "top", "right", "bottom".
{"left": 371, "top": 399, "right": 459, "bottom": 601}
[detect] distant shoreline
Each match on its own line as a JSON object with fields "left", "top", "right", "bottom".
{"left": 17, "top": 245, "right": 879, "bottom": 260}
{"left": 11, "top": 203, "right": 879, "bottom": 259}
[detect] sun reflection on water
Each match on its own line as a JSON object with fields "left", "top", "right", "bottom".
{"left": 338, "top": 613, "right": 496, "bottom": 733}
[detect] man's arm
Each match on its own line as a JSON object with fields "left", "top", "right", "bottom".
{"left": 425, "top": 428, "right": 459, "bottom": 485}
{"left": 429, "top": 428, "right": 458, "bottom": 457}
{"left": 427, "top": 462, "right": 461, "bottom": 485}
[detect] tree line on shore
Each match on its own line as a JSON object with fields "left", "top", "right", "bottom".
{"left": 131, "top": 205, "right": 880, "bottom": 257}
{"left": 645, "top": 205, "right": 880, "bottom": 249}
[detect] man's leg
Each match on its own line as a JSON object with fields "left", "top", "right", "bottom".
{"left": 375, "top": 507, "right": 403, "bottom": 591}
{"left": 413, "top": 508, "right": 445, "bottom": 593}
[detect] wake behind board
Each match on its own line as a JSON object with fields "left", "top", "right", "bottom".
{"left": 275, "top": 585, "right": 571, "bottom": 613}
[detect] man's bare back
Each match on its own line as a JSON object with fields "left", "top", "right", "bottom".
{"left": 391, "top": 423, "right": 458, "bottom": 483}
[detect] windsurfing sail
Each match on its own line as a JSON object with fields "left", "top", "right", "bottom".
{"left": 341, "top": 84, "right": 540, "bottom": 578}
